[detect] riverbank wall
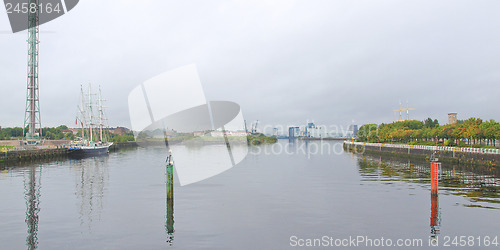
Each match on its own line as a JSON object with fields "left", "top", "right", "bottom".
{"left": 343, "top": 141, "right": 500, "bottom": 167}
{"left": 0, "top": 147, "right": 68, "bottom": 163}
{"left": 0, "top": 141, "right": 139, "bottom": 164}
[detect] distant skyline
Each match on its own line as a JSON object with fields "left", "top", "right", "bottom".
{"left": 1, "top": 0, "right": 499, "bottom": 130}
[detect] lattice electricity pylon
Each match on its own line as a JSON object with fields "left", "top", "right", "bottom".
{"left": 23, "top": 0, "right": 42, "bottom": 143}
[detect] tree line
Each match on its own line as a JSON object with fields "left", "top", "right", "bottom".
{"left": 357, "top": 117, "right": 500, "bottom": 147}
{"left": 0, "top": 125, "right": 135, "bottom": 142}
{"left": 0, "top": 125, "right": 74, "bottom": 140}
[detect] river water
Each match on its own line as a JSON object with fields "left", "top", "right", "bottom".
{"left": 0, "top": 140, "right": 499, "bottom": 249}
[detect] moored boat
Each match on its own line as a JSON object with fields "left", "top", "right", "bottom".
{"left": 68, "top": 141, "right": 113, "bottom": 157}
{"left": 68, "top": 84, "right": 113, "bottom": 157}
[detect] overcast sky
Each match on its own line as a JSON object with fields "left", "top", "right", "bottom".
{"left": 1, "top": 0, "right": 499, "bottom": 131}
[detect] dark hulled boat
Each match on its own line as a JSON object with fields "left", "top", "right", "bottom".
{"left": 68, "top": 141, "right": 113, "bottom": 157}
{"left": 68, "top": 84, "right": 113, "bottom": 158}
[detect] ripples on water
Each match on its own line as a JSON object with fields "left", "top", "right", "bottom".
{"left": 357, "top": 155, "right": 500, "bottom": 210}
{"left": 0, "top": 141, "right": 499, "bottom": 249}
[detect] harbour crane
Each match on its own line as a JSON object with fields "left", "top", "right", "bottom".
{"left": 251, "top": 120, "right": 259, "bottom": 134}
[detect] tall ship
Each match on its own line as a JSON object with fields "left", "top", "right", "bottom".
{"left": 68, "top": 84, "right": 113, "bottom": 157}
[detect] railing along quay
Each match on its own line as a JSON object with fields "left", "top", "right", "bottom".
{"left": 345, "top": 141, "right": 500, "bottom": 155}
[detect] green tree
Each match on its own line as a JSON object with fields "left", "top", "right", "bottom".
{"left": 65, "top": 132, "right": 75, "bottom": 140}
{"left": 463, "top": 118, "right": 482, "bottom": 145}
{"left": 424, "top": 118, "right": 439, "bottom": 128}
{"left": 357, "top": 124, "right": 378, "bottom": 142}
{"left": 56, "top": 125, "right": 68, "bottom": 131}
{"left": 45, "top": 131, "right": 54, "bottom": 140}
{"left": 481, "top": 119, "right": 500, "bottom": 146}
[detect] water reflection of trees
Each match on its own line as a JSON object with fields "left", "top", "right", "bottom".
{"left": 356, "top": 155, "right": 500, "bottom": 209}
{"left": 70, "top": 157, "right": 109, "bottom": 230}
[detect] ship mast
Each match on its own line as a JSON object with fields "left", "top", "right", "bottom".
{"left": 98, "top": 86, "right": 103, "bottom": 142}
{"left": 88, "top": 84, "right": 93, "bottom": 142}
{"left": 79, "top": 85, "right": 86, "bottom": 140}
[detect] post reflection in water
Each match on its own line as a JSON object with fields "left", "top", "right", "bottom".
{"left": 430, "top": 193, "right": 440, "bottom": 238}
{"left": 165, "top": 153, "right": 175, "bottom": 245}
{"left": 24, "top": 166, "right": 42, "bottom": 250}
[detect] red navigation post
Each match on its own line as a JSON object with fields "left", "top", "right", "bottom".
{"left": 430, "top": 153, "right": 440, "bottom": 195}
{"left": 431, "top": 162, "right": 438, "bottom": 195}
{"left": 429, "top": 152, "right": 441, "bottom": 237}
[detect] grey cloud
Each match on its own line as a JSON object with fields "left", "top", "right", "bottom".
{"left": 1, "top": 0, "right": 499, "bottom": 129}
